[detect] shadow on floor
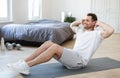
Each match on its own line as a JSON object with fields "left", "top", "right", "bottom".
{"left": 23, "top": 57, "right": 120, "bottom": 78}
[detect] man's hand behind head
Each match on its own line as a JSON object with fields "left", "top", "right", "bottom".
{"left": 82, "top": 19, "right": 85, "bottom": 25}
{"left": 95, "top": 21, "right": 101, "bottom": 28}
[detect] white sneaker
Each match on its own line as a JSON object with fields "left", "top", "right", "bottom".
{"left": 7, "top": 60, "right": 30, "bottom": 75}
{"left": 0, "top": 66, "right": 20, "bottom": 78}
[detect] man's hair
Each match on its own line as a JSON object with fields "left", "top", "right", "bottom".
{"left": 87, "top": 13, "right": 97, "bottom": 21}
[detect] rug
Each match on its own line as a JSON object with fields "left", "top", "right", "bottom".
{"left": 23, "top": 57, "right": 120, "bottom": 78}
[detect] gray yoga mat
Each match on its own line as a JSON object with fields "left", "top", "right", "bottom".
{"left": 23, "top": 57, "right": 120, "bottom": 78}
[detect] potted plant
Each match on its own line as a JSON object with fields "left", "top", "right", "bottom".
{"left": 64, "top": 16, "right": 76, "bottom": 23}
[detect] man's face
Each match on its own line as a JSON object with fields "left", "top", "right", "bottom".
{"left": 82, "top": 16, "right": 96, "bottom": 30}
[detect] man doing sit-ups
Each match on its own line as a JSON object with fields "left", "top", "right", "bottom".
{"left": 0, "top": 13, "right": 114, "bottom": 77}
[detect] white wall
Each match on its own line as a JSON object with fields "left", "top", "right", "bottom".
{"left": 49, "top": 0, "right": 91, "bottom": 20}
{"left": 12, "top": 0, "right": 28, "bottom": 23}
{"left": 42, "top": 0, "right": 52, "bottom": 19}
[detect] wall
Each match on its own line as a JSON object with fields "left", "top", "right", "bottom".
{"left": 49, "top": 0, "right": 91, "bottom": 20}
{"left": 42, "top": 0, "right": 52, "bottom": 19}
{"left": 12, "top": 0, "right": 28, "bottom": 23}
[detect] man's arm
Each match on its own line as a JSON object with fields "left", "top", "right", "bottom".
{"left": 96, "top": 21, "right": 114, "bottom": 39}
{"left": 70, "top": 20, "right": 82, "bottom": 33}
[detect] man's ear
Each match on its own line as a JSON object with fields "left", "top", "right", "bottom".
{"left": 92, "top": 21, "right": 96, "bottom": 26}
{"left": 94, "top": 21, "right": 97, "bottom": 24}
{"left": 93, "top": 21, "right": 98, "bottom": 28}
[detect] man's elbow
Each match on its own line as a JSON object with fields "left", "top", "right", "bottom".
{"left": 102, "top": 28, "right": 114, "bottom": 39}
{"left": 106, "top": 28, "right": 114, "bottom": 38}
{"left": 109, "top": 28, "right": 114, "bottom": 35}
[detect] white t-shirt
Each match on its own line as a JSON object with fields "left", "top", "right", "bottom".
{"left": 73, "top": 27, "right": 103, "bottom": 64}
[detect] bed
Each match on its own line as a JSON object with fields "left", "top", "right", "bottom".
{"left": 0, "top": 19, "right": 74, "bottom": 45}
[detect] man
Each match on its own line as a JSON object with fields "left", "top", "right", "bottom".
{"left": 0, "top": 13, "right": 114, "bottom": 77}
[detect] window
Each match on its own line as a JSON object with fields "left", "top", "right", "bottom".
{"left": 28, "top": 0, "right": 42, "bottom": 20}
{"left": 0, "top": 0, "right": 12, "bottom": 22}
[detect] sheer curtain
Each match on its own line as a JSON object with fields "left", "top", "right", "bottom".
{"left": 0, "top": 0, "right": 12, "bottom": 21}
{"left": 28, "top": 0, "right": 42, "bottom": 20}
{"left": 91, "top": 0, "right": 120, "bottom": 33}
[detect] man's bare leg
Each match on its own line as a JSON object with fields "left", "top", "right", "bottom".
{"left": 24, "top": 41, "right": 56, "bottom": 62}
{"left": 26, "top": 44, "right": 64, "bottom": 67}
{"left": 6, "top": 42, "right": 63, "bottom": 75}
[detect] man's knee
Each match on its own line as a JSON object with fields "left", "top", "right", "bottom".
{"left": 52, "top": 44, "right": 60, "bottom": 49}
{"left": 44, "top": 41, "right": 63, "bottom": 52}
{"left": 51, "top": 44, "right": 63, "bottom": 56}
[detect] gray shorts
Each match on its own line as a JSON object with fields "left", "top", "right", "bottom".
{"left": 58, "top": 48, "right": 85, "bottom": 69}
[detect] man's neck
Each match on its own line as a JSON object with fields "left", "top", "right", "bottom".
{"left": 84, "top": 27, "right": 94, "bottom": 31}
